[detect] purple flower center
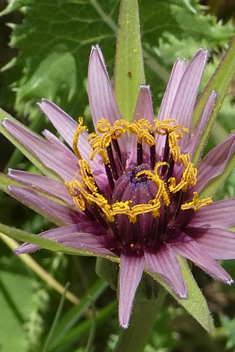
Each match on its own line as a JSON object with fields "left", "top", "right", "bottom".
{"left": 65, "top": 117, "right": 213, "bottom": 255}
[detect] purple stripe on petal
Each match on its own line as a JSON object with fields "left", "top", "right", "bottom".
{"left": 133, "top": 85, "right": 155, "bottom": 125}
{"left": 2, "top": 118, "right": 78, "bottom": 181}
{"left": 170, "top": 49, "right": 208, "bottom": 138}
{"left": 186, "top": 227, "right": 235, "bottom": 260}
{"left": 144, "top": 244, "right": 187, "bottom": 298}
{"left": 170, "top": 232, "right": 233, "bottom": 284}
{"left": 128, "top": 85, "right": 155, "bottom": 165}
{"left": 186, "top": 90, "right": 217, "bottom": 158}
{"left": 8, "top": 169, "right": 74, "bottom": 206}
{"left": 8, "top": 186, "right": 84, "bottom": 226}
{"left": 88, "top": 45, "right": 122, "bottom": 129}
{"left": 190, "top": 198, "right": 235, "bottom": 229}
{"left": 15, "top": 222, "right": 114, "bottom": 256}
{"left": 158, "top": 58, "right": 186, "bottom": 122}
{"left": 38, "top": 99, "right": 78, "bottom": 148}
{"left": 42, "top": 129, "right": 76, "bottom": 161}
{"left": 119, "top": 253, "right": 145, "bottom": 328}
{"left": 194, "top": 129, "right": 235, "bottom": 195}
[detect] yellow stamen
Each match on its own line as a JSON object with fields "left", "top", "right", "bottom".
{"left": 128, "top": 119, "right": 155, "bottom": 146}
{"left": 88, "top": 119, "right": 128, "bottom": 163}
{"left": 67, "top": 117, "right": 213, "bottom": 230}
{"left": 73, "top": 117, "right": 88, "bottom": 160}
{"left": 181, "top": 192, "right": 213, "bottom": 212}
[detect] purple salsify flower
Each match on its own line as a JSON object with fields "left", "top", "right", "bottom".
{"left": 2, "top": 45, "right": 235, "bottom": 328}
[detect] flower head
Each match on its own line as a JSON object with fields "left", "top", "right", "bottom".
{"left": 3, "top": 45, "right": 235, "bottom": 328}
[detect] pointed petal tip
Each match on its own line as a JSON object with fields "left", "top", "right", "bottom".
{"left": 91, "top": 44, "right": 100, "bottom": 50}
{"left": 139, "top": 84, "right": 150, "bottom": 90}
{"left": 14, "top": 247, "right": 21, "bottom": 256}
{"left": 120, "top": 323, "right": 129, "bottom": 329}
{"left": 1, "top": 117, "right": 8, "bottom": 126}
{"left": 227, "top": 278, "right": 234, "bottom": 285}
{"left": 179, "top": 292, "right": 188, "bottom": 299}
{"left": 198, "top": 47, "right": 208, "bottom": 55}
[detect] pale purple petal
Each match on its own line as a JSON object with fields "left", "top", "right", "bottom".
{"left": 15, "top": 223, "right": 113, "bottom": 256}
{"left": 119, "top": 253, "right": 145, "bottom": 328}
{"left": 144, "top": 244, "right": 187, "bottom": 298}
{"left": 40, "top": 103, "right": 108, "bottom": 186}
{"left": 42, "top": 129, "right": 76, "bottom": 160}
{"left": 158, "top": 58, "right": 186, "bottom": 121}
{"left": 128, "top": 85, "right": 155, "bottom": 165}
{"left": 194, "top": 129, "right": 235, "bottom": 195}
{"left": 170, "top": 232, "right": 233, "bottom": 284}
{"left": 88, "top": 45, "right": 122, "bottom": 129}
{"left": 8, "top": 186, "right": 85, "bottom": 226}
{"left": 133, "top": 85, "right": 155, "bottom": 125}
{"left": 38, "top": 99, "right": 78, "bottom": 148}
{"left": 186, "top": 90, "right": 217, "bottom": 158}
{"left": 170, "top": 49, "right": 208, "bottom": 137}
{"left": 186, "top": 227, "right": 235, "bottom": 260}
{"left": 190, "top": 198, "right": 235, "bottom": 229}
{"left": 2, "top": 118, "right": 78, "bottom": 180}
{"left": 7, "top": 169, "right": 74, "bottom": 206}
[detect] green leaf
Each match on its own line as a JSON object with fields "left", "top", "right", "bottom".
{"left": 16, "top": 48, "right": 77, "bottom": 105}
{"left": 42, "top": 283, "right": 70, "bottom": 352}
{"left": 146, "top": 257, "right": 215, "bottom": 334}
{"left": 114, "top": 0, "right": 145, "bottom": 120}
{"left": 0, "top": 0, "right": 33, "bottom": 15}
{"left": 49, "top": 279, "right": 109, "bottom": 349}
{"left": 96, "top": 257, "right": 119, "bottom": 291}
{"left": 0, "top": 255, "right": 34, "bottom": 351}
{"left": 2, "top": 0, "right": 234, "bottom": 119}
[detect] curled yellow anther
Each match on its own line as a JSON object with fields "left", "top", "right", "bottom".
{"left": 89, "top": 119, "right": 128, "bottom": 163}
{"left": 181, "top": 192, "right": 213, "bottom": 212}
{"left": 73, "top": 117, "right": 88, "bottom": 160}
{"left": 129, "top": 119, "right": 155, "bottom": 146}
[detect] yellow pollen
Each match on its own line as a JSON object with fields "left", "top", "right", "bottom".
{"left": 181, "top": 192, "right": 213, "bottom": 212}
{"left": 128, "top": 119, "right": 155, "bottom": 146}
{"left": 73, "top": 117, "right": 88, "bottom": 159}
{"left": 88, "top": 118, "right": 128, "bottom": 163}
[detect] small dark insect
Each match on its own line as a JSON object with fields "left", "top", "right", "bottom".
{"left": 127, "top": 71, "right": 132, "bottom": 77}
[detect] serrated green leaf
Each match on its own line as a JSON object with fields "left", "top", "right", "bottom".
{"left": 0, "top": 0, "right": 33, "bottom": 15}
{"left": 16, "top": 48, "right": 77, "bottom": 104}
{"left": 146, "top": 257, "right": 215, "bottom": 334}
{"left": 2, "top": 0, "right": 234, "bottom": 120}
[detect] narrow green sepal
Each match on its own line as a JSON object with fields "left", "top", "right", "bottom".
{"left": 146, "top": 257, "right": 215, "bottom": 334}
{"left": 193, "top": 37, "right": 235, "bottom": 165}
{"left": 95, "top": 257, "right": 119, "bottom": 291}
{"left": 114, "top": 0, "right": 145, "bottom": 121}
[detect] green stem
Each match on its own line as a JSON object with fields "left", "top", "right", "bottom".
{"left": 113, "top": 288, "right": 166, "bottom": 352}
